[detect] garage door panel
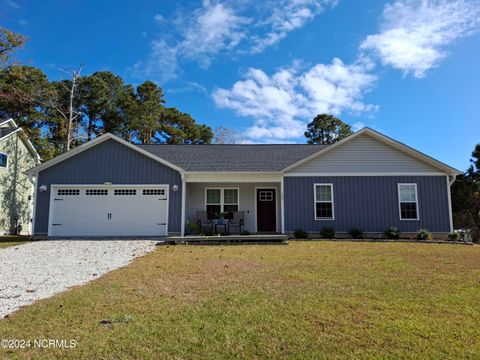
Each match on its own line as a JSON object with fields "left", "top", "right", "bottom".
{"left": 50, "top": 186, "right": 169, "bottom": 237}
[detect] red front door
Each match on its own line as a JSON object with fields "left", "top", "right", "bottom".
{"left": 257, "top": 189, "right": 276, "bottom": 232}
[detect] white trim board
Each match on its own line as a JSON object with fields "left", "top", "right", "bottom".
{"left": 284, "top": 172, "right": 446, "bottom": 177}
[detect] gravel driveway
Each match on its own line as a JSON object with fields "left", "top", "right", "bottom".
{"left": 0, "top": 240, "right": 157, "bottom": 318}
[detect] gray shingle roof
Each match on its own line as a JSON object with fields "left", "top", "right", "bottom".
{"left": 138, "top": 144, "right": 328, "bottom": 172}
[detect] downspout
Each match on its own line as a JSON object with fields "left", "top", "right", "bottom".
{"left": 27, "top": 170, "right": 38, "bottom": 237}
{"left": 280, "top": 175, "right": 285, "bottom": 234}
{"left": 446, "top": 174, "right": 457, "bottom": 233}
{"left": 180, "top": 173, "right": 186, "bottom": 237}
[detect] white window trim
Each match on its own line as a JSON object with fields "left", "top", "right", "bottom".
{"left": 205, "top": 188, "right": 240, "bottom": 214}
{"left": 314, "top": 183, "right": 335, "bottom": 220}
{"left": 398, "top": 183, "right": 419, "bottom": 221}
{"left": 0, "top": 152, "right": 8, "bottom": 169}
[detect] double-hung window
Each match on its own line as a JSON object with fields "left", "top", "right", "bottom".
{"left": 206, "top": 188, "right": 239, "bottom": 219}
{"left": 314, "top": 184, "right": 334, "bottom": 220}
{"left": 398, "top": 183, "right": 419, "bottom": 220}
{"left": 0, "top": 152, "right": 7, "bottom": 168}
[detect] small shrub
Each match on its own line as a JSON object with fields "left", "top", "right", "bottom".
{"left": 384, "top": 226, "right": 400, "bottom": 239}
{"left": 241, "top": 230, "right": 251, "bottom": 236}
{"left": 447, "top": 232, "right": 460, "bottom": 241}
{"left": 349, "top": 228, "right": 365, "bottom": 239}
{"left": 320, "top": 227, "right": 335, "bottom": 239}
{"left": 293, "top": 229, "right": 308, "bottom": 239}
{"left": 202, "top": 228, "right": 214, "bottom": 236}
{"left": 417, "top": 228, "right": 432, "bottom": 240}
{"left": 187, "top": 223, "right": 200, "bottom": 235}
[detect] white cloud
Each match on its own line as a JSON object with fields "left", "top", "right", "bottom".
{"left": 134, "top": 0, "right": 337, "bottom": 81}
{"left": 250, "top": 0, "right": 337, "bottom": 53}
{"left": 154, "top": 14, "right": 165, "bottom": 24}
{"left": 133, "top": 39, "right": 179, "bottom": 82}
{"left": 178, "top": 1, "right": 250, "bottom": 68}
{"left": 352, "top": 121, "right": 365, "bottom": 132}
{"left": 213, "top": 58, "right": 377, "bottom": 142}
{"left": 5, "top": 0, "right": 20, "bottom": 8}
{"left": 360, "top": 0, "right": 480, "bottom": 78}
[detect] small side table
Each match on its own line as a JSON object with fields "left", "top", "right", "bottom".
{"left": 215, "top": 223, "right": 228, "bottom": 234}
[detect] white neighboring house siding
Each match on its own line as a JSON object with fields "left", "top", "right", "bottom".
{"left": 285, "top": 133, "right": 444, "bottom": 175}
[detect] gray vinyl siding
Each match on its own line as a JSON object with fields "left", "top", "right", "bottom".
{"left": 284, "top": 176, "right": 450, "bottom": 233}
{"left": 186, "top": 182, "right": 281, "bottom": 233}
{"left": 34, "top": 139, "right": 182, "bottom": 235}
{"left": 290, "top": 134, "right": 441, "bottom": 174}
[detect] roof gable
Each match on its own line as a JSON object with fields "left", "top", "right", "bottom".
{"left": 283, "top": 128, "right": 460, "bottom": 175}
{"left": 0, "top": 118, "right": 40, "bottom": 161}
{"left": 28, "top": 133, "right": 184, "bottom": 174}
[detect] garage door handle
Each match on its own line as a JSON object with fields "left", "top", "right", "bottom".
{"left": 157, "top": 223, "right": 167, "bottom": 226}
{"left": 107, "top": 213, "right": 112, "bottom": 220}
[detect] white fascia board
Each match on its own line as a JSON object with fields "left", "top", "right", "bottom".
{"left": 281, "top": 128, "right": 460, "bottom": 175}
{"left": 0, "top": 118, "right": 17, "bottom": 128}
{"left": 184, "top": 172, "right": 282, "bottom": 183}
{"left": 28, "top": 133, "right": 185, "bottom": 175}
{"left": 0, "top": 127, "right": 40, "bottom": 162}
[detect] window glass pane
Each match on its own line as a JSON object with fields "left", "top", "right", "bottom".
{"left": 224, "top": 189, "right": 238, "bottom": 204}
{"left": 223, "top": 204, "right": 238, "bottom": 219}
{"left": 0, "top": 153, "right": 7, "bottom": 168}
{"left": 316, "top": 202, "right": 333, "bottom": 219}
{"left": 206, "top": 204, "right": 221, "bottom": 219}
{"left": 400, "top": 202, "right": 417, "bottom": 219}
{"left": 316, "top": 185, "right": 332, "bottom": 202}
{"left": 207, "top": 189, "right": 221, "bottom": 204}
{"left": 399, "top": 185, "right": 416, "bottom": 202}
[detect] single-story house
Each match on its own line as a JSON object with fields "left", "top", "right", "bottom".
{"left": 0, "top": 119, "right": 40, "bottom": 235}
{"left": 27, "top": 127, "right": 460, "bottom": 238}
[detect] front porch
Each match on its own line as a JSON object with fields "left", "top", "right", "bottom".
{"left": 181, "top": 176, "right": 285, "bottom": 236}
{"left": 167, "top": 234, "right": 288, "bottom": 245}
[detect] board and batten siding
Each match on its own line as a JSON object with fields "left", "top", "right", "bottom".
{"left": 186, "top": 182, "right": 281, "bottom": 233}
{"left": 288, "top": 133, "right": 442, "bottom": 174}
{"left": 284, "top": 176, "right": 450, "bottom": 233}
{"left": 34, "top": 139, "right": 182, "bottom": 235}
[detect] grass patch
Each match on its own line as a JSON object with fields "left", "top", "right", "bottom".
{"left": 0, "top": 236, "right": 31, "bottom": 249}
{"left": 1, "top": 242, "right": 479, "bottom": 359}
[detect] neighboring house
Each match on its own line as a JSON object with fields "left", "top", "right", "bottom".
{"left": 0, "top": 119, "right": 40, "bottom": 235}
{"left": 27, "top": 128, "right": 460, "bottom": 238}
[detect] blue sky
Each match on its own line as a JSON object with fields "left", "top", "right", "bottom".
{"left": 2, "top": 0, "right": 480, "bottom": 171}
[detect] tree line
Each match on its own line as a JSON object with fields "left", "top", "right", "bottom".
{"left": 0, "top": 28, "right": 213, "bottom": 160}
{"left": 1, "top": 28, "right": 478, "bottom": 240}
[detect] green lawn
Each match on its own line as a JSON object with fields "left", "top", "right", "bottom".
{"left": 1, "top": 242, "right": 479, "bottom": 359}
{"left": 0, "top": 236, "right": 31, "bottom": 249}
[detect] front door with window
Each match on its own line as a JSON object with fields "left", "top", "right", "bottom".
{"left": 256, "top": 189, "right": 276, "bottom": 232}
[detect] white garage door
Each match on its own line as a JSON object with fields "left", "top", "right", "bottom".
{"left": 49, "top": 185, "right": 169, "bottom": 237}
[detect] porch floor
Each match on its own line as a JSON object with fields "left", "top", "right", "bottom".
{"left": 164, "top": 234, "right": 288, "bottom": 245}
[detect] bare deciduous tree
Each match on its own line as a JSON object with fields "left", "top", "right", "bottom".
{"left": 213, "top": 126, "right": 245, "bottom": 144}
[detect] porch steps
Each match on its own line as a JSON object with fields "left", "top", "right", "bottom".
{"left": 163, "top": 234, "right": 288, "bottom": 245}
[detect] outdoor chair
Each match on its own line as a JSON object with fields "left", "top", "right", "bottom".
{"left": 197, "top": 211, "right": 212, "bottom": 232}
{"left": 229, "top": 211, "right": 245, "bottom": 234}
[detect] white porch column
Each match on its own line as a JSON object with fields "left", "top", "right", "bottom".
{"left": 281, "top": 175, "right": 285, "bottom": 234}
{"left": 180, "top": 174, "right": 186, "bottom": 237}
